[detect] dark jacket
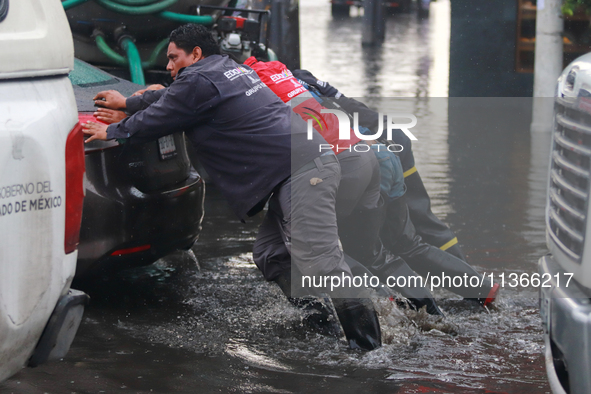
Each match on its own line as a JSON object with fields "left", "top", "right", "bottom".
{"left": 107, "top": 55, "right": 326, "bottom": 219}
{"left": 292, "top": 69, "right": 342, "bottom": 98}
{"left": 292, "top": 68, "right": 414, "bottom": 169}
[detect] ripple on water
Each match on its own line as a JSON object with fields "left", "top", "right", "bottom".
{"left": 107, "top": 250, "right": 546, "bottom": 392}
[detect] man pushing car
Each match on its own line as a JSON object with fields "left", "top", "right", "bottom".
{"left": 82, "top": 24, "right": 382, "bottom": 351}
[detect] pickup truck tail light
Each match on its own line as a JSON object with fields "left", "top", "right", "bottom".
{"left": 64, "top": 122, "right": 85, "bottom": 254}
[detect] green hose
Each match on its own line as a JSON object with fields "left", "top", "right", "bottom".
{"left": 159, "top": 11, "right": 214, "bottom": 25}
{"left": 77, "top": 0, "right": 216, "bottom": 83}
{"left": 62, "top": 0, "right": 92, "bottom": 10}
{"left": 95, "top": 0, "right": 178, "bottom": 14}
{"left": 120, "top": 37, "right": 146, "bottom": 85}
{"left": 96, "top": 33, "right": 147, "bottom": 84}
{"left": 142, "top": 38, "right": 169, "bottom": 69}
{"left": 66, "top": 0, "right": 214, "bottom": 25}
{"left": 96, "top": 34, "right": 168, "bottom": 70}
{"left": 95, "top": 34, "right": 128, "bottom": 66}
{"left": 102, "top": 0, "right": 161, "bottom": 5}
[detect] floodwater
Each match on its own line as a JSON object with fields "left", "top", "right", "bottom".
{"left": 1, "top": 1, "right": 553, "bottom": 393}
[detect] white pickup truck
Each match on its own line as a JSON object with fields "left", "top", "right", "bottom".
{"left": 539, "top": 52, "right": 591, "bottom": 394}
{"left": 0, "top": 0, "right": 88, "bottom": 382}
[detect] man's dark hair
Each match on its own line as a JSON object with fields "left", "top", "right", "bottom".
{"left": 169, "top": 24, "right": 220, "bottom": 57}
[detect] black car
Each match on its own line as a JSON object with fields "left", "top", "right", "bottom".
{"left": 69, "top": 59, "right": 205, "bottom": 278}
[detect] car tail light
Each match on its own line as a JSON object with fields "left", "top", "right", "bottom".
{"left": 77, "top": 114, "right": 107, "bottom": 124}
{"left": 64, "top": 122, "right": 86, "bottom": 254}
{"left": 79, "top": 114, "right": 120, "bottom": 154}
{"left": 111, "top": 245, "right": 151, "bottom": 256}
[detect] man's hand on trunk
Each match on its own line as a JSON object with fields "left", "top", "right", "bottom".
{"left": 82, "top": 122, "right": 109, "bottom": 143}
{"left": 93, "top": 90, "right": 127, "bottom": 110}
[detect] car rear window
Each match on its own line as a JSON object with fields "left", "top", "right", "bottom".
{"left": 69, "top": 59, "right": 117, "bottom": 87}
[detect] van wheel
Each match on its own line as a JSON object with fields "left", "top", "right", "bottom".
{"left": 331, "top": 3, "right": 350, "bottom": 17}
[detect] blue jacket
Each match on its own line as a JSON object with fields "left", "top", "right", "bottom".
{"left": 107, "top": 55, "right": 326, "bottom": 219}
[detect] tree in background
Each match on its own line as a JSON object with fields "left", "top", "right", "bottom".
{"left": 562, "top": 0, "right": 591, "bottom": 15}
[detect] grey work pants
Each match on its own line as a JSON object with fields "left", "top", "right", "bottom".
{"left": 335, "top": 146, "right": 381, "bottom": 218}
{"left": 253, "top": 158, "right": 352, "bottom": 283}
{"left": 253, "top": 148, "right": 380, "bottom": 284}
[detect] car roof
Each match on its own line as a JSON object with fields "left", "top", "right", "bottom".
{"left": 70, "top": 59, "right": 144, "bottom": 112}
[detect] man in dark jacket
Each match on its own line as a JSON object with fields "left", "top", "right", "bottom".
{"left": 82, "top": 24, "right": 381, "bottom": 350}
{"left": 292, "top": 70, "right": 465, "bottom": 259}
{"left": 292, "top": 70, "right": 500, "bottom": 306}
{"left": 245, "top": 57, "right": 445, "bottom": 316}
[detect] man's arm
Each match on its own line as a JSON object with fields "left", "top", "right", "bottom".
{"left": 132, "top": 84, "right": 166, "bottom": 97}
{"left": 105, "top": 72, "right": 221, "bottom": 140}
{"left": 125, "top": 87, "right": 167, "bottom": 114}
{"left": 93, "top": 85, "right": 167, "bottom": 115}
{"left": 93, "top": 90, "right": 127, "bottom": 110}
{"left": 292, "top": 69, "right": 343, "bottom": 98}
{"left": 94, "top": 108, "right": 127, "bottom": 124}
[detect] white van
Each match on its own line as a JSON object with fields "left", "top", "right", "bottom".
{"left": 539, "top": 52, "right": 591, "bottom": 394}
{"left": 0, "top": 0, "right": 88, "bottom": 382}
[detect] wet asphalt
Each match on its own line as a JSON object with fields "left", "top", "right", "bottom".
{"left": 0, "top": 1, "right": 553, "bottom": 393}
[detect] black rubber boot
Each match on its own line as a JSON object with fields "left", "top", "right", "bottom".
{"left": 443, "top": 243, "right": 468, "bottom": 263}
{"left": 273, "top": 271, "right": 341, "bottom": 337}
{"left": 324, "top": 265, "right": 383, "bottom": 351}
{"left": 337, "top": 199, "right": 387, "bottom": 266}
{"left": 403, "top": 170, "right": 467, "bottom": 262}
{"left": 372, "top": 252, "right": 445, "bottom": 316}
{"left": 343, "top": 251, "right": 444, "bottom": 316}
{"left": 381, "top": 195, "right": 494, "bottom": 300}
{"left": 331, "top": 295, "right": 382, "bottom": 351}
{"left": 339, "top": 207, "right": 444, "bottom": 316}
{"left": 343, "top": 253, "right": 396, "bottom": 299}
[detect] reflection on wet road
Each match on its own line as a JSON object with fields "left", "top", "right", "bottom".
{"left": 1, "top": 1, "right": 552, "bottom": 393}
{"left": 300, "top": 0, "right": 450, "bottom": 98}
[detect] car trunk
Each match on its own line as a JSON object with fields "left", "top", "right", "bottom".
{"left": 115, "top": 131, "right": 191, "bottom": 193}
{"left": 72, "top": 60, "right": 192, "bottom": 193}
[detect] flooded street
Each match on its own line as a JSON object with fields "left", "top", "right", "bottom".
{"left": 1, "top": 1, "right": 553, "bottom": 393}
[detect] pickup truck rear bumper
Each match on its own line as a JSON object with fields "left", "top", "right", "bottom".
{"left": 28, "top": 289, "right": 89, "bottom": 367}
